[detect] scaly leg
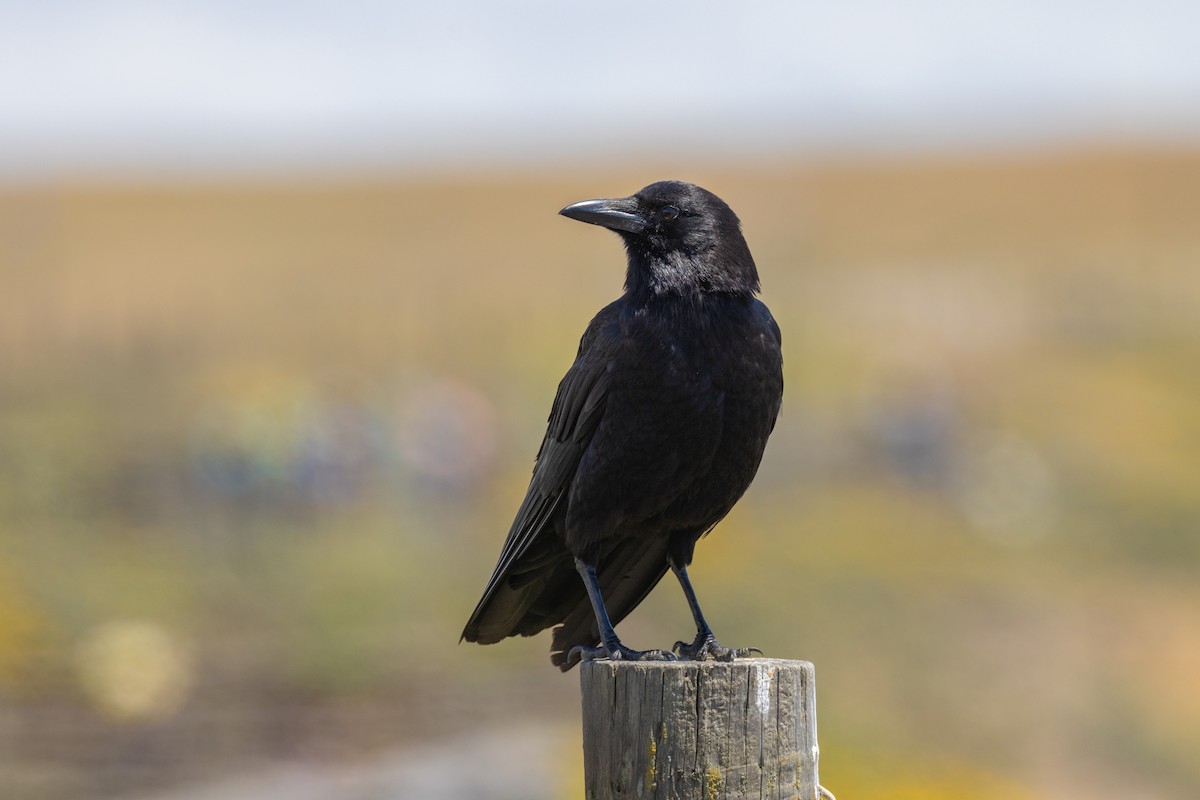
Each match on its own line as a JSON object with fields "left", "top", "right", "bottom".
{"left": 670, "top": 557, "right": 762, "bottom": 661}
{"left": 567, "top": 558, "right": 676, "bottom": 665}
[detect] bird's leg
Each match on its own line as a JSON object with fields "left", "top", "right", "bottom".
{"left": 669, "top": 558, "right": 762, "bottom": 661}
{"left": 567, "top": 558, "right": 676, "bottom": 666}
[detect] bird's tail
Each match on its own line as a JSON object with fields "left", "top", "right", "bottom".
{"left": 461, "top": 536, "right": 581, "bottom": 645}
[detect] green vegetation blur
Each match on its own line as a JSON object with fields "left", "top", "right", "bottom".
{"left": 2, "top": 150, "right": 1199, "bottom": 799}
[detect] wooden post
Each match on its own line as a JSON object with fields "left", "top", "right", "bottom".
{"left": 580, "top": 659, "right": 820, "bottom": 800}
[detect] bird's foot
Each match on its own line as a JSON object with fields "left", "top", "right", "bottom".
{"left": 673, "top": 632, "right": 762, "bottom": 662}
{"left": 569, "top": 642, "right": 677, "bottom": 666}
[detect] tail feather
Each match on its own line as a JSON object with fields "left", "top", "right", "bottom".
{"left": 464, "top": 533, "right": 673, "bottom": 672}
{"left": 461, "top": 534, "right": 581, "bottom": 644}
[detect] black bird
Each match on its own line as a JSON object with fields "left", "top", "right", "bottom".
{"left": 461, "top": 181, "right": 783, "bottom": 670}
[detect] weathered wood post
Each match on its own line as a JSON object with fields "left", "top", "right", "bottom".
{"left": 581, "top": 659, "right": 820, "bottom": 800}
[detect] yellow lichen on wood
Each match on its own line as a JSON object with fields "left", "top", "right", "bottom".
{"left": 705, "top": 767, "right": 723, "bottom": 800}
{"left": 646, "top": 735, "right": 657, "bottom": 790}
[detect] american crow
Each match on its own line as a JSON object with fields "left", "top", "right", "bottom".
{"left": 462, "top": 181, "right": 783, "bottom": 670}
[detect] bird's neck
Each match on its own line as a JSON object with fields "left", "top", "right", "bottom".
{"left": 623, "top": 250, "right": 758, "bottom": 301}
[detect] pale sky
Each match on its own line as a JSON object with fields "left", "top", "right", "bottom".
{"left": 1, "top": 0, "right": 1198, "bottom": 179}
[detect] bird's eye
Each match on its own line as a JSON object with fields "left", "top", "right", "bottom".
{"left": 660, "top": 205, "right": 680, "bottom": 222}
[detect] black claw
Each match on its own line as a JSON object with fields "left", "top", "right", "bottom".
{"left": 571, "top": 642, "right": 677, "bottom": 666}
{"left": 673, "top": 633, "right": 762, "bottom": 662}
{"left": 568, "top": 644, "right": 607, "bottom": 664}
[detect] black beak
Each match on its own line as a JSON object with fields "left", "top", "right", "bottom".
{"left": 559, "top": 196, "right": 647, "bottom": 234}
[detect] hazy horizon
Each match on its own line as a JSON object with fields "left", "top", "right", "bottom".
{"left": 2, "top": 1, "right": 1198, "bottom": 181}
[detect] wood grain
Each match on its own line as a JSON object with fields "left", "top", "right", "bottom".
{"left": 581, "top": 659, "right": 819, "bottom": 800}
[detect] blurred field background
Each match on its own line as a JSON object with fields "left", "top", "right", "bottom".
{"left": 4, "top": 3, "right": 1200, "bottom": 800}
{"left": 3, "top": 149, "right": 1200, "bottom": 800}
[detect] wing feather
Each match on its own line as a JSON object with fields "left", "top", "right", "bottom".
{"left": 460, "top": 356, "right": 609, "bottom": 642}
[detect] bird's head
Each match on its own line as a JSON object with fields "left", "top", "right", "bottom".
{"left": 560, "top": 181, "right": 760, "bottom": 298}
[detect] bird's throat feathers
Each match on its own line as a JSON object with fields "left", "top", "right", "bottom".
{"left": 622, "top": 236, "right": 761, "bottom": 300}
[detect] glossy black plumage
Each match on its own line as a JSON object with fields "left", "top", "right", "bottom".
{"left": 461, "top": 181, "right": 783, "bottom": 670}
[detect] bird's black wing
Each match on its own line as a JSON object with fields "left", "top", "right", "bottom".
{"left": 461, "top": 337, "right": 610, "bottom": 643}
